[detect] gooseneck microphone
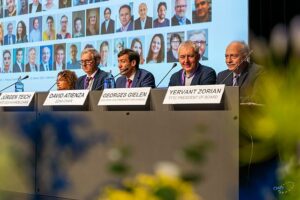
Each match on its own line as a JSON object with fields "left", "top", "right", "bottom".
{"left": 48, "top": 82, "right": 57, "bottom": 92}
{"left": 96, "top": 68, "right": 129, "bottom": 90}
{"left": 0, "top": 75, "right": 29, "bottom": 92}
{"left": 219, "top": 50, "right": 253, "bottom": 84}
{"left": 156, "top": 63, "right": 177, "bottom": 88}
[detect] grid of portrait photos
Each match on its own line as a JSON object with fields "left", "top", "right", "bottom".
{"left": 0, "top": 0, "right": 212, "bottom": 73}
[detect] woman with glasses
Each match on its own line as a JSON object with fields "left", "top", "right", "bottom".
{"left": 167, "top": 33, "right": 182, "bottom": 62}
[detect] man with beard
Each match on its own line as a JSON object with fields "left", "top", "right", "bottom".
{"left": 171, "top": 0, "right": 191, "bottom": 26}
{"left": 153, "top": 2, "right": 170, "bottom": 28}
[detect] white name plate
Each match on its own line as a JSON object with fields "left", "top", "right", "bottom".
{"left": 0, "top": 92, "right": 35, "bottom": 107}
{"left": 43, "top": 90, "right": 89, "bottom": 106}
{"left": 163, "top": 85, "right": 225, "bottom": 104}
{"left": 98, "top": 87, "right": 151, "bottom": 106}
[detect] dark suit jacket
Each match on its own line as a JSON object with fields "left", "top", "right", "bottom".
{"left": 29, "top": 3, "right": 42, "bottom": 13}
{"left": 134, "top": 16, "right": 152, "bottom": 30}
{"left": 101, "top": 19, "right": 115, "bottom": 34}
{"left": 192, "top": 10, "right": 211, "bottom": 23}
{"left": 116, "top": 20, "right": 133, "bottom": 32}
{"left": 116, "top": 68, "right": 156, "bottom": 88}
{"left": 39, "top": 63, "right": 53, "bottom": 71}
{"left": 4, "top": 34, "right": 16, "bottom": 45}
{"left": 13, "top": 63, "right": 24, "bottom": 72}
{"left": 168, "top": 63, "right": 216, "bottom": 86}
{"left": 216, "top": 63, "right": 264, "bottom": 100}
{"left": 171, "top": 15, "right": 191, "bottom": 26}
{"left": 25, "top": 63, "right": 38, "bottom": 72}
{"left": 75, "top": 69, "right": 109, "bottom": 90}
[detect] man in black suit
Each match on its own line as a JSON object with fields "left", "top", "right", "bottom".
{"left": 101, "top": 7, "right": 115, "bottom": 34}
{"left": 134, "top": 3, "right": 152, "bottom": 30}
{"left": 40, "top": 46, "right": 52, "bottom": 71}
{"left": 171, "top": 0, "right": 191, "bottom": 26}
{"left": 169, "top": 40, "right": 216, "bottom": 86}
{"left": 13, "top": 48, "right": 24, "bottom": 72}
{"left": 75, "top": 48, "right": 109, "bottom": 90}
{"left": 188, "top": 30, "right": 208, "bottom": 60}
{"left": 25, "top": 47, "right": 38, "bottom": 72}
{"left": 29, "top": 0, "right": 42, "bottom": 13}
{"left": 216, "top": 41, "right": 264, "bottom": 101}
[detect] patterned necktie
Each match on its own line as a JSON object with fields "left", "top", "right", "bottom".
{"left": 233, "top": 75, "right": 239, "bottom": 86}
{"left": 127, "top": 79, "right": 132, "bottom": 88}
{"left": 85, "top": 77, "right": 92, "bottom": 89}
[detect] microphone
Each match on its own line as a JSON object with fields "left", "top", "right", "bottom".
{"left": 219, "top": 50, "right": 253, "bottom": 84}
{"left": 0, "top": 75, "right": 29, "bottom": 93}
{"left": 95, "top": 68, "right": 129, "bottom": 90}
{"left": 48, "top": 82, "right": 57, "bottom": 92}
{"left": 156, "top": 63, "right": 177, "bottom": 88}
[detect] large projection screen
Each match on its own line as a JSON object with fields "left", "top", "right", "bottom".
{"left": 0, "top": 0, "right": 248, "bottom": 91}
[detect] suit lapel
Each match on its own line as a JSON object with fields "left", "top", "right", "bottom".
{"left": 132, "top": 69, "right": 141, "bottom": 87}
{"left": 191, "top": 64, "right": 202, "bottom": 85}
{"left": 238, "top": 65, "right": 249, "bottom": 87}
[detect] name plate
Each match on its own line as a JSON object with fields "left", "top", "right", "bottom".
{"left": 98, "top": 87, "right": 151, "bottom": 106}
{"left": 43, "top": 90, "right": 89, "bottom": 106}
{"left": 163, "top": 85, "right": 225, "bottom": 104}
{"left": 0, "top": 92, "right": 35, "bottom": 107}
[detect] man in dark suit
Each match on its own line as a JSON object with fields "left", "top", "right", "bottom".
{"left": 29, "top": 0, "right": 42, "bottom": 13}
{"left": 40, "top": 46, "right": 53, "bottom": 71}
{"left": 216, "top": 41, "right": 263, "bottom": 101}
{"left": 171, "top": 0, "right": 191, "bottom": 26}
{"left": 25, "top": 47, "right": 38, "bottom": 72}
{"left": 4, "top": 23, "right": 16, "bottom": 45}
{"left": 188, "top": 30, "right": 208, "bottom": 60}
{"left": 75, "top": 48, "right": 109, "bottom": 90}
{"left": 116, "top": 49, "right": 155, "bottom": 88}
{"left": 169, "top": 40, "right": 216, "bottom": 86}
{"left": 134, "top": 3, "right": 152, "bottom": 30}
{"left": 13, "top": 48, "right": 24, "bottom": 72}
{"left": 101, "top": 7, "right": 115, "bottom": 34}
{"left": 116, "top": 4, "right": 133, "bottom": 32}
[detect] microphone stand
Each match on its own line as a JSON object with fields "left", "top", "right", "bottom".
{"left": 0, "top": 75, "right": 29, "bottom": 93}
{"left": 156, "top": 63, "right": 177, "bottom": 88}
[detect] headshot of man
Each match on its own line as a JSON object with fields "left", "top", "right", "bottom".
{"left": 75, "top": 48, "right": 109, "bottom": 90}
{"left": 54, "top": 44, "right": 66, "bottom": 71}
{"left": 4, "top": 22, "right": 16, "bottom": 45}
{"left": 167, "top": 33, "right": 182, "bottom": 62}
{"left": 19, "top": 0, "right": 28, "bottom": 15}
{"left": 16, "top": 20, "right": 28, "bottom": 43}
{"left": 168, "top": 40, "right": 216, "bottom": 86}
{"left": 43, "top": 0, "right": 58, "bottom": 11}
{"left": 57, "top": 15, "right": 71, "bottom": 39}
{"left": 13, "top": 48, "right": 24, "bottom": 72}
{"left": 2, "top": 50, "right": 12, "bottom": 73}
{"left": 25, "top": 47, "right": 38, "bottom": 72}
{"left": 40, "top": 45, "right": 52, "bottom": 71}
{"left": 29, "top": 17, "right": 42, "bottom": 42}
{"left": 73, "top": 17, "right": 84, "bottom": 38}
{"left": 153, "top": 1, "right": 170, "bottom": 28}
{"left": 134, "top": 3, "right": 152, "bottom": 30}
{"left": 188, "top": 30, "right": 208, "bottom": 60}
{"left": 86, "top": 8, "right": 99, "bottom": 36}
{"left": 59, "top": 0, "right": 70, "bottom": 8}
{"left": 192, "top": 0, "right": 211, "bottom": 23}
{"left": 67, "top": 44, "right": 80, "bottom": 69}
{"left": 56, "top": 70, "right": 78, "bottom": 90}
{"left": 29, "top": 0, "right": 42, "bottom": 13}
{"left": 130, "top": 38, "right": 145, "bottom": 65}
{"left": 101, "top": 7, "right": 115, "bottom": 34}
{"left": 146, "top": 33, "right": 165, "bottom": 63}
{"left": 116, "top": 4, "right": 133, "bottom": 32}
{"left": 171, "top": 0, "right": 191, "bottom": 26}
{"left": 5, "top": 0, "right": 17, "bottom": 17}
{"left": 116, "top": 49, "right": 155, "bottom": 88}
{"left": 99, "top": 41, "right": 109, "bottom": 68}
{"left": 216, "top": 41, "right": 263, "bottom": 100}
{"left": 43, "top": 15, "right": 56, "bottom": 40}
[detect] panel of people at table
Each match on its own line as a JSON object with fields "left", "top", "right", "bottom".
{"left": 56, "top": 40, "right": 263, "bottom": 101}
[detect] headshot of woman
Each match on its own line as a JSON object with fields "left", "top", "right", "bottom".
{"left": 16, "top": 20, "right": 28, "bottom": 43}
{"left": 43, "top": 15, "right": 56, "bottom": 40}
{"left": 167, "top": 33, "right": 182, "bottom": 62}
{"left": 0, "top": 23, "right": 3, "bottom": 45}
{"left": 146, "top": 33, "right": 165, "bottom": 63}
{"left": 86, "top": 9, "right": 99, "bottom": 36}
{"left": 131, "top": 38, "right": 145, "bottom": 65}
{"left": 56, "top": 70, "right": 77, "bottom": 90}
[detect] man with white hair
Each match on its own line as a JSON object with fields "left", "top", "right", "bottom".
{"left": 171, "top": 0, "right": 191, "bottom": 26}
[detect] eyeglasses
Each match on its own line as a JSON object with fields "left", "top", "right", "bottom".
{"left": 80, "top": 59, "right": 94, "bottom": 66}
{"left": 171, "top": 40, "right": 180, "bottom": 44}
{"left": 193, "top": 40, "right": 206, "bottom": 46}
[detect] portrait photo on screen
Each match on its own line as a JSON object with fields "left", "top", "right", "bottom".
{"left": 42, "top": 15, "right": 56, "bottom": 41}
{"left": 0, "top": 23, "right": 4, "bottom": 45}
{"left": 116, "top": 3, "right": 134, "bottom": 33}
{"left": 0, "top": 0, "right": 3, "bottom": 18}
{"left": 167, "top": 31, "right": 184, "bottom": 63}
{"left": 29, "top": 16, "right": 42, "bottom": 42}
{"left": 97, "top": 39, "right": 111, "bottom": 68}
{"left": 16, "top": 19, "right": 29, "bottom": 43}
{"left": 86, "top": 7, "right": 99, "bottom": 36}
{"left": 73, "top": 0, "right": 87, "bottom": 6}
{"left": 192, "top": 0, "right": 212, "bottom": 23}
{"left": 28, "top": 0, "right": 42, "bottom": 13}
{"left": 39, "top": 45, "right": 53, "bottom": 71}
{"left": 2, "top": 49, "right": 13, "bottom": 73}
{"left": 113, "top": 37, "right": 127, "bottom": 66}
{"left": 25, "top": 46, "right": 39, "bottom": 72}
{"left": 81, "top": 40, "right": 96, "bottom": 50}
{"left": 66, "top": 42, "right": 81, "bottom": 70}
{"left": 99, "top": 6, "right": 116, "bottom": 34}
{"left": 72, "top": 10, "right": 85, "bottom": 38}
{"left": 133, "top": 1, "right": 153, "bottom": 30}
{"left": 146, "top": 33, "right": 165, "bottom": 64}
{"left": 42, "top": 0, "right": 58, "bottom": 11}
{"left": 59, "top": 0, "right": 71, "bottom": 9}
{"left": 4, "top": 21, "right": 16, "bottom": 45}
{"left": 187, "top": 29, "right": 208, "bottom": 60}
{"left": 53, "top": 43, "right": 66, "bottom": 71}
{"left": 18, "top": 0, "right": 28, "bottom": 15}
{"left": 129, "top": 36, "right": 145, "bottom": 65}
{"left": 170, "top": 0, "right": 192, "bottom": 26}
{"left": 153, "top": 0, "right": 171, "bottom": 28}
{"left": 56, "top": 13, "right": 72, "bottom": 39}
{"left": 5, "top": 0, "right": 17, "bottom": 17}
{"left": 13, "top": 47, "right": 25, "bottom": 73}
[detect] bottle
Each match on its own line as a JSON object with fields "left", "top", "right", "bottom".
{"left": 15, "top": 77, "right": 24, "bottom": 92}
{"left": 104, "top": 70, "right": 115, "bottom": 89}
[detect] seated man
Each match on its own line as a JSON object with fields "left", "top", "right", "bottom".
{"left": 216, "top": 41, "right": 263, "bottom": 101}
{"left": 116, "top": 49, "right": 155, "bottom": 88}
{"left": 168, "top": 40, "right": 216, "bottom": 86}
{"left": 75, "top": 48, "right": 109, "bottom": 90}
